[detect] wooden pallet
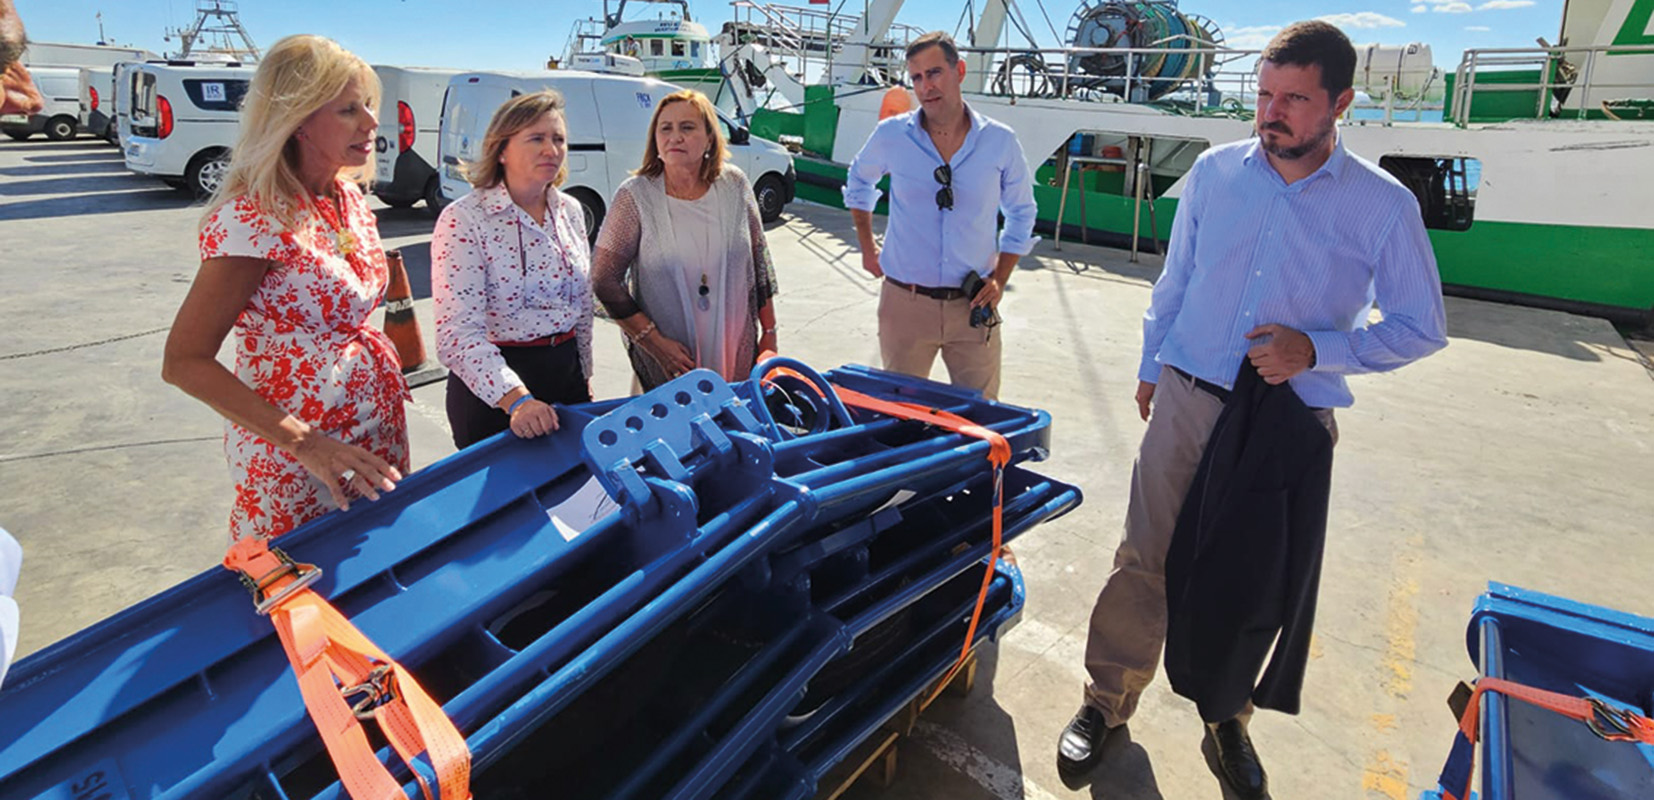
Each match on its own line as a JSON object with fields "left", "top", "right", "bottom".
{"left": 811, "top": 650, "right": 979, "bottom": 800}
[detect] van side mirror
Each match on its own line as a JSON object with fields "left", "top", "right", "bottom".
{"left": 729, "top": 126, "right": 750, "bottom": 145}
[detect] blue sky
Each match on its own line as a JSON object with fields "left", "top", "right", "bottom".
{"left": 18, "top": 0, "right": 1567, "bottom": 71}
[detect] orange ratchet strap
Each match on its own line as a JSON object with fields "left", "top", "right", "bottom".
{"left": 760, "top": 362, "right": 1011, "bottom": 706}
{"left": 1435, "top": 676, "right": 1654, "bottom": 800}
{"left": 224, "top": 537, "right": 471, "bottom": 800}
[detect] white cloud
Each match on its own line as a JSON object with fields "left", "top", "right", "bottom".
{"left": 1412, "top": 4, "right": 1429, "bottom": 12}
{"left": 1465, "top": 25, "right": 1492, "bottom": 31}
{"left": 1317, "top": 12, "right": 1408, "bottom": 29}
{"left": 1477, "top": 0, "right": 1535, "bottom": 8}
{"left": 1224, "top": 24, "right": 1284, "bottom": 50}
{"left": 1433, "top": 2, "right": 1473, "bottom": 12}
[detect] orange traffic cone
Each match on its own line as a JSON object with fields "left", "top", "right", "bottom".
{"left": 382, "top": 249, "right": 425, "bottom": 369}
{"left": 382, "top": 249, "right": 446, "bottom": 387}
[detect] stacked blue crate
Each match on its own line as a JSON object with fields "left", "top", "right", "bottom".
{"left": 1420, "top": 583, "right": 1654, "bottom": 800}
{"left": 0, "top": 361, "right": 1080, "bottom": 800}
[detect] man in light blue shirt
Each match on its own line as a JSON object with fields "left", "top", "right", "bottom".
{"left": 843, "top": 31, "right": 1037, "bottom": 400}
{"left": 1058, "top": 21, "right": 1448, "bottom": 797}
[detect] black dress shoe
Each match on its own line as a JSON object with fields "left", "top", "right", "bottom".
{"left": 1208, "top": 718, "right": 1268, "bottom": 799}
{"left": 1057, "top": 705, "right": 1113, "bottom": 777}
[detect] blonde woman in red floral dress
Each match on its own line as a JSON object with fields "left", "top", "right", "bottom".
{"left": 163, "top": 35, "right": 408, "bottom": 540}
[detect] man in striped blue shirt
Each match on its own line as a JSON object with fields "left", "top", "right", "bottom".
{"left": 1058, "top": 21, "right": 1448, "bottom": 797}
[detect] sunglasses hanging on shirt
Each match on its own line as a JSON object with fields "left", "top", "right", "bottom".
{"left": 934, "top": 163, "right": 953, "bottom": 211}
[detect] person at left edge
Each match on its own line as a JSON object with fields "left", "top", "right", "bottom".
{"left": 163, "top": 35, "right": 407, "bottom": 541}
{"left": 432, "top": 90, "right": 595, "bottom": 449}
{"left": 0, "top": 0, "right": 43, "bottom": 116}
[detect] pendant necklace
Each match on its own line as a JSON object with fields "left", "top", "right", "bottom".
{"left": 323, "top": 190, "right": 357, "bottom": 257}
{"left": 697, "top": 273, "right": 711, "bottom": 312}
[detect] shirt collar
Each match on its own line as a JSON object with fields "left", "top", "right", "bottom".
{"left": 1243, "top": 132, "right": 1349, "bottom": 186}
{"left": 907, "top": 102, "right": 985, "bottom": 163}
{"left": 907, "top": 102, "right": 985, "bottom": 137}
{"left": 480, "top": 182, "right": 516, "bottom": 217}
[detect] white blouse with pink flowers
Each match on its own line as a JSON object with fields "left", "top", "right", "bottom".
{"left": 432, "top": 183, "right": 594, "bottom": 406}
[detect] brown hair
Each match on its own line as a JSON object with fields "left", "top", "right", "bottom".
{"left": 465, "top": 89, "right": 568, "bottom": 189}
{"left": 905, "top": 31, "right": 960, "bottom": 66}
{"left": 1261, "top": 21, "right": 1357, "bottom": 99}
{"left": 635, "top": 89, "right": 727, "bottom": 185}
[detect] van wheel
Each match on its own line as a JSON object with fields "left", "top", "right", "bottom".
{"left": 754, "top": 174, "right": 786, "bottom": 223}
{"left": 567, "top": 188, "right": 604, "bottom": 244}
{"left": 44, "top": 116, "right": 78, "bottom": 141}
{"left": 423, "top": 176, "right": 448, "bottom": 217}
{"left": 187, "top": 149, "right": 232, "bottom": 198}
{"left": 4, "top": 130, "right": 29, "bottom": 141}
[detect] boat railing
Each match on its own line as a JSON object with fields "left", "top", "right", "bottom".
{"left": 724, "top": 0, "right": 921, "bottom": 79}
{"left": 1452, "top": 43, "right": 1654, "bottom": 124}
{"left": 562, "top": 18, "right": 610, "bottom": 63}
{"left": 948, "top": 43, "right": 1254, "bottom": 106}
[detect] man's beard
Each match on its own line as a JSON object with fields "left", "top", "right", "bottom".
{"left": 1258, "top": 114, "right": 1336, "bottom": 161}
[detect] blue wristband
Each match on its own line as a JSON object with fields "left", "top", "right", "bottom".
{"left": 506, "top": 394, "right": 534, "bottom": 415}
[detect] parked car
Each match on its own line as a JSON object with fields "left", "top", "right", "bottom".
{"left": 370, "top": 65, "right": 462, "bottom": 214}
{"left": 0, "top": 67, "right": 83, "bottom": 141}
{"left": 438, "top": 70, "right": 796, "bottom": 239}
{"left": 122, "top": 61, "right": 254, "bottom": 196}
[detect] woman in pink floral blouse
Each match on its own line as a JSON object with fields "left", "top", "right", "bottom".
{"left": 163, "top": 35, "right": 407, "bottom": 540}
{"left": 431, "top": 90, "right": 594, "bottom": 449}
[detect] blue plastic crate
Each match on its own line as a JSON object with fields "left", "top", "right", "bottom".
{"left": 1423, "top": 583, "right": 1654, "bottom": 800}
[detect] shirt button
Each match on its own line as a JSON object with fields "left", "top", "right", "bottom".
{"left": 1244, "top": 310, "right": 1252, "bottom": 316}
{"left": 1255, "top": 270, "right": 1262, "bottom": 276}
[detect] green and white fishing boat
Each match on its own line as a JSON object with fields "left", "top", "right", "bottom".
{"left": 719, "top": 0, "right": 1654, "bottom": 323}
{"left": 563, "top": 0, "right": 724, "bottom": 97}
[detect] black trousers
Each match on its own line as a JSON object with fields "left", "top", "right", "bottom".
{"left": 445, "top": 339, "right": 591, "bottom": 450}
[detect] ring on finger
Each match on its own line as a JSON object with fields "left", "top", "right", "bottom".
{"left": 341, "top": 468, "right": 357, "bottom": 482}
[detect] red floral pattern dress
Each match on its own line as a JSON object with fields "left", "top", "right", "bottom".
{"left": 199, "top": 180, "right": 410, "bottom": 540}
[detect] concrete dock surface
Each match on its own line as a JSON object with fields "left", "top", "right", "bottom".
{"left": 2, "top": 139, "right": 1651, "bottom": 800}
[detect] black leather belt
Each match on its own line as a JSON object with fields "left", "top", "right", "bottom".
{"left": 1170, "top": 366, "right": 1230, "bottom": 401}
{"left": 886, "top": 277, "right": 967, "bottom": 301}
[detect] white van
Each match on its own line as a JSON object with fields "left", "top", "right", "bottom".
{"left": 79, "top": 67, "right": 117, "bottom": 141}
{"left": 437, "top": 70, "right": 795, "bottom": 238}
{"left": 371, "top": 65, "right": 463, "bottom": 213}
{"left": 1, "top": 66, "right": 84, "bottom": 141}
{"left": 123, "top": 62, "right": 255, "bottom": 196}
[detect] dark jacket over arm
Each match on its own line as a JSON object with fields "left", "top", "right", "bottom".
{"left": 1163, "top": 360, "right": 1335, "bottom": 723}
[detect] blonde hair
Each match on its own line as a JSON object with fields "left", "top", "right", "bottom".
{"left": 464, "top": 90, "right": 568, "bottom": 189}
{"left": 200, "top": 34, "right": 379, "bottom": 233}
{"left": 636, "top": 89, "right": 727, "bottom": 185}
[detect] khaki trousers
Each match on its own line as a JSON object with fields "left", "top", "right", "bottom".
{"left": 877, "top": 279, "right": 1002, "bottom": 400}
{"left": 1083, "top": 365, "right": 1336, "bottom": 727}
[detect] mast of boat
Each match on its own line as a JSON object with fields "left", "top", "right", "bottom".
{"left": 164, "top": 0, "right": 261, "bottom": 62}
{"left": 830, "top": 0, "right": 908, "bottom": 84}
{"left": 963, "top": 0, "right": 1011, "bottom": 93}
{"left": 606, "top": 0, "right": 692, "bottom": 29}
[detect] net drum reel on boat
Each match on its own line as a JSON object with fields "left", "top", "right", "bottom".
{"left": 1061, "top": 0, "right": 1222, "bottom": 101}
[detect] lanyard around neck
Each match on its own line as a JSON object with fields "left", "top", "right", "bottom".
{"left": 516, "top": 207, "right": 572, "bottom": 278}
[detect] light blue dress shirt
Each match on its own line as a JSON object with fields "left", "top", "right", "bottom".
{"left": 1141, "top": 137, "right": 1448, "bottom": 408}
{"left": 843, "top": 105, "right": 1039, "bottom": 288}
